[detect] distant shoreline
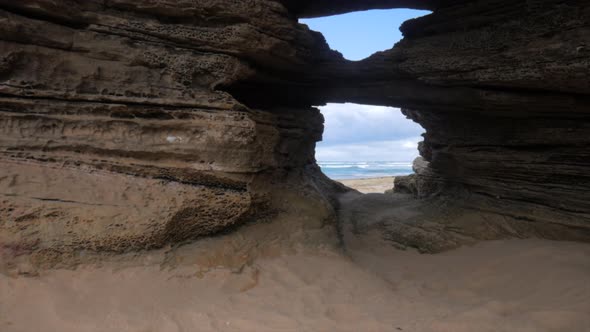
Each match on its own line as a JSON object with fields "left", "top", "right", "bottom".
{"left": 333, "top": 176, "right": 394, "bottom": 181}
{"left": 337, "top": 176, "right": 395, "bottom": 194}
{"left": 318, "top": 161, "right": 413, "bottom": 181}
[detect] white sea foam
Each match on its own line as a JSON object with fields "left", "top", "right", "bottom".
{"left": 318, "top": 161, "right": 414, "bottom": 179}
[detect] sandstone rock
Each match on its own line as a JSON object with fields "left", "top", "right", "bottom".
{"left": 0, "top": 0, "right": 332, "bottom": 261}
{"left": 1, "top": 0, "right": 589, "bottom": 264}
{"left": 412, "top": 157, "right": 429, "bottom": 175}
{"left": 394, "top": 157, "right": 444, "bottom": 198}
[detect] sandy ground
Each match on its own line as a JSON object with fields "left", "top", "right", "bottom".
{"left": 339, "top": 176, "right": 394, "bottom": 193}
{"left": 1, "top": 238, "right": 589, "bottom": 332}
{"left": 1, "top": 176, "right": 588, "bottom": 331}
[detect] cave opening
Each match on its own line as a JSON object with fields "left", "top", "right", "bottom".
{"left": 299, "top": 8, "right": 431, "bottom": 61}
{"left": 299, "top": 9, "right": 430, "bottom": 182}
{"left": 315, "top": 103, "right": 425, "bottom": 182}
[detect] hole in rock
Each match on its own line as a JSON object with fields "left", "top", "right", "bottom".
{"left": 315, "top": 103, "right": 425, "bottom": 181}
{"left": 300, "top": 9, "right": 431, "bottom": 61}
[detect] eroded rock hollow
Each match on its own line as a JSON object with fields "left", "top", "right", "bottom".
{"left": 1, "top": 0, "right": 589, "bottom": 265}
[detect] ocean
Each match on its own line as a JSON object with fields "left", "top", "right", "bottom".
{"left": 318, "top": 161, "right": 414, "bottom": 180}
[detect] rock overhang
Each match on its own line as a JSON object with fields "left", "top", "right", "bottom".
{"left": 0, "top": 0, "right": 589, "bottom": 266}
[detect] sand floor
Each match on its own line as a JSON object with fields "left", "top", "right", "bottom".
{"left": 339, "top": 176, "right": 394, "bottom": 193}
{"left": 1, "top": 239, "right": 589, "bottom": 332}
{"left": 2, "top": 178, "right": 588, "bottom": 331}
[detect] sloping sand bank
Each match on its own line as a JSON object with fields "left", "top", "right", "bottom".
{"left": 2, "top": 239, "right": 589, "bottom": 332}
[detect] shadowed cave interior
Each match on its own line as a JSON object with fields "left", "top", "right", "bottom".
{"left": 0, "top": 0, "right": 589, "bottom": 275}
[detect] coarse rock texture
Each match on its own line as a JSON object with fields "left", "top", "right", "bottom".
{"left": 1, "top": 0, "right": 589, "bottom": 267}
{"left": 394, "top": 157, "right": 442, "bottom": 198}
{"left": 0, "top": 0, "right": 341, "bottom": 268}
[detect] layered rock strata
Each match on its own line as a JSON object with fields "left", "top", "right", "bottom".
{"left": 1, "top": 0, "right": 589, "bottom": 263}
{"left": 0, "top": 0, "right": 333, "bottom": 260}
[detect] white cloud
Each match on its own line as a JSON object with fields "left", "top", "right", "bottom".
{"left": 401, "top": 140, "right": 419, "bottom": 149}
{"left": 316, "top": 137, "right": 422, "bottom": 162}
{"left": 316, "top": 103, "right": 424, "bottom": 161}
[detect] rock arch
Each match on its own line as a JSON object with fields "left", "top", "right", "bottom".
{"left": 0, "top": 0, "right": 589, "bottom": 262}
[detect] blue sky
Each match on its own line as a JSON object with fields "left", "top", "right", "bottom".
{"left": 300, "top": 9, "right": 430, "bottom": 162}
{"left": 300, "top": 9, "right": 431, "bottom": 61}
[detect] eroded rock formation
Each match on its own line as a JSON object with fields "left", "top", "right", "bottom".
{"left": 1, "top": 0, "right": 589, "bottom": 265}
{"left": 0, "top": 0, "right": 337, "bottom": 263}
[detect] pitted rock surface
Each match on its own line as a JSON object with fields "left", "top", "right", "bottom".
{"left": 1, "top": 0, "right": 589, "bottom": 263}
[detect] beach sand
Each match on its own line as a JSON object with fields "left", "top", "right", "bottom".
{"left": 1, "top": 238, "right": 589, "bottom": 332}
{"left": 339, "top": 176, "right": 394, "bottom": 193}
{"left": 2, "top": 177, "right": 589, "bottom": 332}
